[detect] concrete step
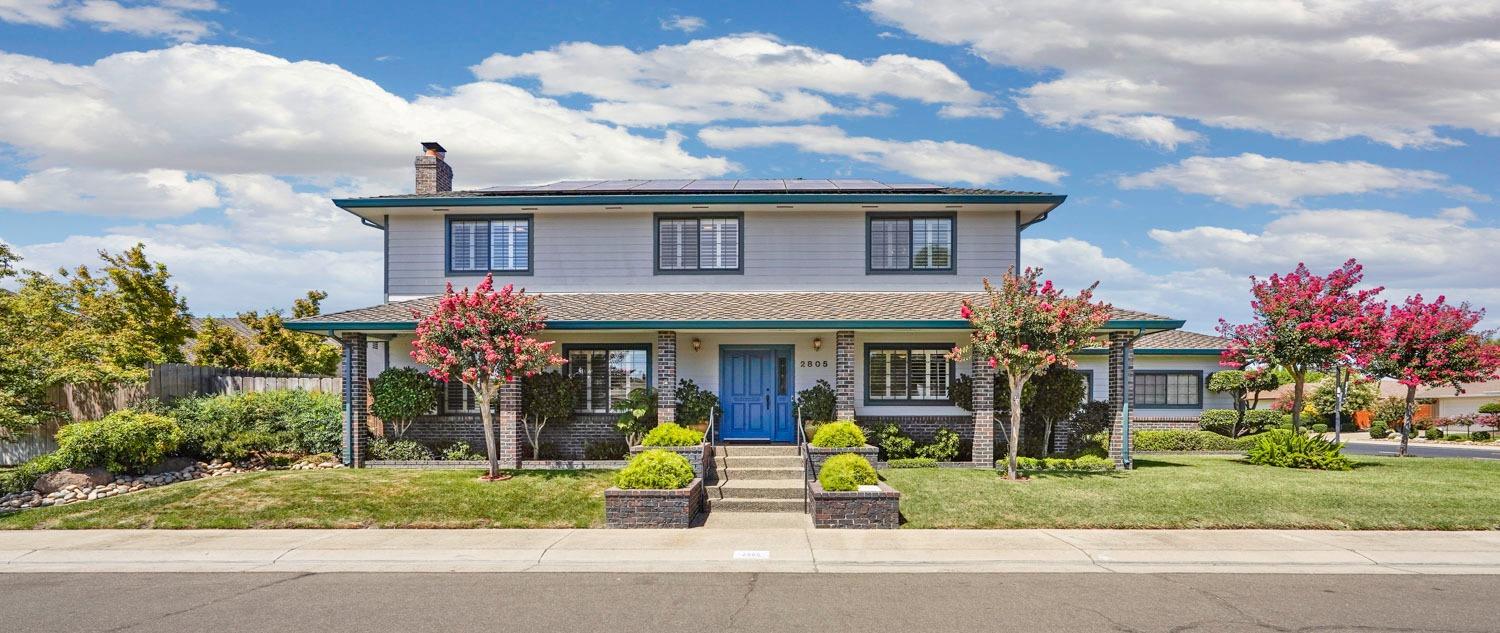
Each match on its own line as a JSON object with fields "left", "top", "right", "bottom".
{"left": 712, "top": 479, "right": 805, "bottom": 500}
{"left": 715, "top": 455, "right": 804, "bottom": 469}
{"left": 718, "top": 467, "right": 804, "bottom": 480}
{"left": 708, "top": 498, "right": 806, "bottom": 513}
{"left": 715, "top": 445, "right": 800, "bottom": 457}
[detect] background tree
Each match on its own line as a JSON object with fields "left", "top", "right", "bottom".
{"left": 955, "top": 268, "right": 1112, "bottom": 479}
{"left": 1367, "top": 295, "right": 1500, "bottom": 456}
{"left": 1206, "top": 369, "right": 1283, "bottom": 437}
{"left": 410, "top": 275, "right": 562, "bottom": 479}
{"left": 369, "top": 367, "right": 441, "bottom": 438}
{"left": 1310, "top": 375, "right": 1378, "bottom": 423}
{"left": 70, "top": 244, "right": 195, "bottom": 366}
{"left": 1218, "top": 259, "right": 1384, "bottom": 432}
{"left": 239, "top": 291, "right": 341, "bottom": 375}
{"left": 520, "top": 372, "right": 582, "bottom": 459}
{"left": 993, "top": 365, "right": 1087, "bottom": 456}
{"left": 191, "top": 318, "right": 252, "bottom": 368}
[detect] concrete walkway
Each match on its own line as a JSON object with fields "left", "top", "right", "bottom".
{"left": 3, "top": 529, "right": 1500, "bottom": 574}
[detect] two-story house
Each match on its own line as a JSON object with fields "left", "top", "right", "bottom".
{"left": 288, "top": 143, "right": 1229, "bottom": 469}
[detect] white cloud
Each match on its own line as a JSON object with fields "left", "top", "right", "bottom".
{"left": 471, "top": 34, "right": 1000, "bottom": 126}
{"left": 0, "top": 167, "right": 220, "bottom": 217}
{"left": 1118, "top": 153, "right": 1484, "bottom": 206}
{"left": 0, "top": 0, "right": 217, "bottom": 41}
{"left": 862, "top": 0, "right": 1500, "bottom": 148}
{"left": 1022, "top": 237, "right": 1244, "bottom": 330}
{"left": 0, "top": 45, "right": 732, "bottom": 187}
{"left": 660, "top": 14, "right": 705, "bottom": 33}
{"left": 699, "top": 124, "right": 1064, "bottom": 185}
{"left": 214, "top": 174, "right": 373, "bottom": 248}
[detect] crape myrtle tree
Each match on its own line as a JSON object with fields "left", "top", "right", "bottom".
{"left": 954, "top": 268, "right": 1111, "bottom": 480}
{"left": 1367, "top": 295, "right": 1500, "bottom": 457}
{"left": 411, "top": 274, "right": 563, "bottom": 479}
{"left": 1218, "top": 259, "right": 1385, "bottom": 433}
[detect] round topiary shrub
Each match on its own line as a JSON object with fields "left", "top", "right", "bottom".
{"left": 369, "top": 367, "right": 440, "bottom": 438}
{"left": 818, "top": 452, "right": 878, "bottom": 491}
{"left": 615, "top": 449, "right": 695, "bottom": 490}
{"left": 1369, "top": 422, "right": 1390, "bottom": 439}
{"left": 640, "top": 422, "right": 705, "bottom": 447}
{"left": 810, "top": 421, "right": 866, "bottom": 448}
{"left": 1311, "top": 423, "right": 1328, "bottom": 434}
{"left": 1472, "top": 430, "right": 1493, "bottom": 441}
{"left": 1425, "top": 427, "right": 1444, "bottom": 440}
{"left": 55, "top": 410, "right": 184, "bottom": 474}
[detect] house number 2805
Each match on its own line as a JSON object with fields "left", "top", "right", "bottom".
{"left": 799, "top": 360, "right": 828, "bottom": 368}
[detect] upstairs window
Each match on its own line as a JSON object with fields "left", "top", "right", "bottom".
{"left": 1133, "top": 371, "right": 1203, "bottom": 408}
{"left": 567, "top": 345, "right": 651, "bottom": 413}
{"left": 448, "top": 215, "right": 531, "bottom": 274}
{"left": 656, "top": 214, "right": 742, "bottom": 273}
{"left": 866, "top": 344, "right": 953, "bottom": 405}
{"left": 868, "top": 214, "right": 955, "bottom": 273}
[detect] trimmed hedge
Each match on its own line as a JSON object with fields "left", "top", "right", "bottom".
{"left": 819, "top": 452, "right": 879, "bottom": 491}
{"left": 1013, "top": 454, "right": 1115, "bottom": 472}
{"left": 55, "top": 410, "right": 183, "bottom": 474}
{"left": 1245, "top": 429, "right": 1352, "bottom": 471}
{"left": 1133, "top": 429, "right": 1241, "bottom": 452}
{"left": 810, "top": 421, "right": 866, "bottom": 448}
{"left": 1199, "top": 409, "right": 1289, "bottom": 437}
{"left": 615, "top": 449, "right": 694, "bottom": 490}
{"left": 641, "top": 422, "right": 705, "bottom": 447}
{"left": 888, "top": 457, "right": 938, "bottom": 468}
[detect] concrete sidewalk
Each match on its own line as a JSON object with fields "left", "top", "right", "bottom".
{"left": 3, "top": 529, "right": 1500, "bottom": 574}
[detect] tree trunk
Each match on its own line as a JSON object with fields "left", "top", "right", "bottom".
{"left": 1290, "top": 369, "right": 1306, "bottom": 431}
{"left": 1232, "top": 393, "right": 1246, "bottom": 438}
{"left": 526, "top": 417, "right": 547, "bottom": 460}
{"left": 1400, "top": 384, "right": 1416, "bottom": 457}
{"left": 476, "top": 382, "right": 500, "bottom": 479}
{"left": 1006, "top": 374, "right": 1024, "bottom": 480}
{"left": 1043, "top": 419, "right": 1054, "bottom": 456}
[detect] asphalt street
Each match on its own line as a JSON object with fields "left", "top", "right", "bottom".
{"left": 2, "top": 572, "right": 1495, "bottom": 633}
{"left": 1340, "top": 439, "right": 1500, "bottom": 459}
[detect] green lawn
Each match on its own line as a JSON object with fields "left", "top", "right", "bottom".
{"left": 884, "top": 455, "right": 1500, "bottom": 530}
{"left": 0, "top": 469, "right": 613, "bottom": 529}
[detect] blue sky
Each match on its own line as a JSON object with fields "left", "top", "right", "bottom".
{"left": 0, "top": 0, "right": 1496, "bottom": 332}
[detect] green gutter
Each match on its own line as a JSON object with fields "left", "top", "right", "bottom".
{"left": 287, "top": 317, "right": 1183, "bottom": 332}
{"left": 334, "top": 192, "right": 1069, "bottom": 209}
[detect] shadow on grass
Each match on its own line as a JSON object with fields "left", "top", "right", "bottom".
{"left": 1130, "top": 458, "right": 1192, "bottom": 469}
{"left": 1026, "top": 469, "right": 1129, "bottom": 480}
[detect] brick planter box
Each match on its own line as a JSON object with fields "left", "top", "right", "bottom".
{"left": 628, "top": 443, "right": 709, "bottom": 478}
{"left": 805, "top": 444, "right": 879, "bottom": 480}
{"left": 605, "top": 478, "right": 704, "bottom": 529}
{"left": 809, "top": 480, "right": 900, "bottom": 529}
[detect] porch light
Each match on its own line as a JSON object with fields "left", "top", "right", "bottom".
{"left": 812, "top": 337, "right": 823, "bottom": 351}
{"left": 691, "top": 337, "right": 702, "bottom": 352}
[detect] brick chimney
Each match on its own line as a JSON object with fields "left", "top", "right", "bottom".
{"left": 414, "top": 141, "right": 452, "bottom": 194}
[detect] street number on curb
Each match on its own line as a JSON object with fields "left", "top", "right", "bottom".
{"left": 733, "top": 550, "right": 770, "bottom": 560}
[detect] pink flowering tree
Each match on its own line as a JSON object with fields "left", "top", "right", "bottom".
{"left": 410, "top": 274, "right": 563, "bottom": 479}
{"left": 954, "top": 268, "right": 1112, "bottom": 480}
{"left": 1367, "top": 295, "right": 1500, "bottom": 456}
{"left": 1218, "top": 259, "right": 1384, "bottom": 433}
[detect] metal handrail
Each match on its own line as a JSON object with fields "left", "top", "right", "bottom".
{"left": 795, "top": 403, "right": 804, "bottom": 455}
{"left": 706, "top": 408, "right": 716, "bottom": 447}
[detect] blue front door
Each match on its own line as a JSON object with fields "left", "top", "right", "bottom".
{"left": 719, "top": 346, "right": 795, "bottom": 442}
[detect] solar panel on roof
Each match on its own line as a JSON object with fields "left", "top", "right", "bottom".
{"left": 830, "top": 179, "right": 891, "bottom": 191}
{"left": 477, "top": 185, "right": 540, "bottom": 192}
{"left": 630, "top": 179, "right": 694, "bottom": 191}
{"left": 577, "top": 180, "right": 647, "bottom": 191}
{"left": 783, "top": 179, "right": 838, "bottom": 190}
{"left": 733, "top": 179, "right": 787, "bottom": 191}
{"left": 883, "top": 183, "right": 943, "bottom": 191}
{"left": 681, "top": 179, "right": 739, "bottom": 191}
{"left": 530, "top": 180, "right": 604, "bottom": 191}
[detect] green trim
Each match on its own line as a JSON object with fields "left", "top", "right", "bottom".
{"left": 287, "top": 317, "right": 1186, "bottom": 332}
{"left": 1075, "top": 348, "right": 1224, "bottom": 356}
{"left": 335, "top": 192, "right": 1068, "bottom": 208}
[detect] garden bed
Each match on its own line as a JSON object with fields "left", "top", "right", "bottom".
{"left": 628, "top": 443, "right": 709, "bottom": 478}
{"left": 604, "top": 478, "right": 704, "bottom": 529}
{"left": 809, "top": 480, "right": 900, "bottom": 529}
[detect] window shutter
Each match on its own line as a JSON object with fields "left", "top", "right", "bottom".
{"left": 450, "top": 220, "right": 490, "bottom": 271}
{"left": 658, "top": 219, "right": 699, "bottom": 270}
{"left": 912, "top": 218, "right": 952, "bottom": 269}
{"left": 489, "top": 219, "right": 529, "bottom": 271}
{"left": 869, "top": 219, "right": 911, "bottom": 270}
{"left": 698, "top": 218, "right": 739, "bottom": 269}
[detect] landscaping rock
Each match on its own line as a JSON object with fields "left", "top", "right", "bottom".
{"left": 146, "top": 457, "right": 198, "bottom": 475}
{"left": 33, "top": 468, "right": 112, "bottom": 494}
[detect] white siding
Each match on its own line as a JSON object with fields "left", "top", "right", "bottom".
{"left": 386, "top": 209, "right": 1018, "bottom": 297}
{"left": 1070, "top": 355, "right": 1234, "bottom": 416}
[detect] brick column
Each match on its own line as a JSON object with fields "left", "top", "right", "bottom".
{"left": 834, "top": 331, "right": 856, "bottom": 420}
{"left": 497, "top": 379, "right": 523, "bottom": 468}
{"left": 971, "top": 356, "right": 996, "bottom": 467}
{"left": 1106, "top": 332, "right": 1136, "bottom": 469}
{"left": 656, "top": 331, "right": 677, "bottom": 423}
{"left": 340, "top": 332, "right": 368, "bottom": 467}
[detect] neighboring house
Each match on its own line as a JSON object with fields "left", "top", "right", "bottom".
{"left": 288, "top": 143, "right": 1225, "bottom": 468}
{"left": 1419, "top": 379, "right": 1500, "bottom": 418}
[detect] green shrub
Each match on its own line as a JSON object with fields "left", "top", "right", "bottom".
{"left": 1132, "top": 430, "right": 1240, "bottom": 452}
{"left": 366, "top": 437, "right": 433, "bottom": 461}
{"left": 1198, "top": 409, "right": 1289, "bottom": 437}
{"left": 55, "top": 410, "right": 183, "bottom": 474}
{"left": 1477, "top": 403, "right": 1500, "bottom": 415}
{"left": 1472, "top": 430, "right": 1493, "bottom": 441}
{"left": 0, "top": 453, "right": 65, "bottom": 494}
{"left": 172, "top": 390, "right": 341, "bottom": 461}
{"left": 915, "top": 428, "right": 962, "bottom": 461}
{"left": 1369, "top": 421, "right": 1390, "bottom": 438}
{"left": 1277, "top": 422, "right": 1295, "bottom": 431}
{"left": 1014, "top": 456, "right": 1041, "bottom": 471}
{"left": 810, "top": 421, "right": 866, "bottom": 448}
{"left": 869, "top": 421, "right": 916, "bottom": 460}
{"left": 641, "top": 422, "right": 705, "bottom": 447}
{"left": 1042, "top": 457, "right": 1074, "bottom": 470}
{"left": 1311, "top": 423, "right": 1328, "bottom": 433}
{"left": 584, "top": 439, "right": 628, "bottom": 460}
{"left": 438, "top": 442, "right": 483, "bottom": 461}
{"left": 1072, "top": 455, "right": 1115, "bottom": 471}
{"left": 1424, "top": 427, "right": 1444, "bottom": 440}
{"left": 1234, "top": 434, "right": 1266, "bottom": 451}
{"left": 614, "top": 449, "right": 694, "bottom": 490}
{"left": 818, "top": 453, "right": 878, "bottom": 491}
{"left": 368, "top": 367, "right": 439, "bottom": 438}
{"left": 794, "top": 379, "right": 837, "bottom": 422}
{"left": 888, "top": 457, "right": 938, "bottom": 468}
{"left": 674, "top": 379, "right": 722, "bottom": 425}
{"left": 1245, "top": 429, "right": 1353, "bottom": 471}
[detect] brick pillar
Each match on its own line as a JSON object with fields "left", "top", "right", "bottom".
{"left": 497, "top": 379, "right": 523, "bottom": 468}
{"left": 1107, "top": 332, "right": 1136, "bottom": 469}
{"left": 971, "top": 356, "right": 996, "bottom": 467}
{"left": 834, "top": 331, "right": 856, "bottom": 420}
{"left": 656, "top": 331, "right": 677, "bottom": 423}
{"left": 340, "top": 332, "right": 368, "bottom": 467}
